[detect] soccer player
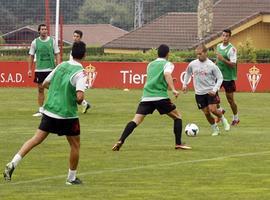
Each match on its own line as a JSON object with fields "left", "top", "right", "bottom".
{"left": 112, "top": 44, "right": 191, "bottom": 151}
{"left": 28, "top": 24, "right": 60, "bottom": 117}
{"left": 216, "top": 29, "right": 239, "bottom": 126}
{"left": 70, "top": 30, "right": 91, "bottom": 114}
{"left": 182, "top": 44, "right": 230, "bottom": 136}
{"left": 3, "top": 41, "right": 87, "bottom": 185}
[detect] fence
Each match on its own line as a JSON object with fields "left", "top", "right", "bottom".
{"left": 0, "top": 0, "right": 270, "bottom": 61}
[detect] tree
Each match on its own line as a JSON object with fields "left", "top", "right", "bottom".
{"left": 78, "top": 0, "right": 134, "bottom": 30}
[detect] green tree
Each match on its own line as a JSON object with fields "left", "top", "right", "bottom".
{"left": 78, "top": 0, "right": 133, "bottom": 30}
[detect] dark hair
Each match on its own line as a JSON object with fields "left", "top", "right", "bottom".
{"left": 223, "top": 29, "right": 232, "bottom": 36}
{"left": 71, "top": 41, "right": 86, "bottom": 59}
{"left": 196, "top": 44, "right": 208, "bottom": 53}
{"left": 158, "top": 44, "right": 169, "bottom": 58}
{"left": 74, "top": 30, "right": 83, "bottom": 38}
{"left": 38, "top": 24, "right": 47, "bottom": 32}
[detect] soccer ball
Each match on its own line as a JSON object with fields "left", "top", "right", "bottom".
{"left": 185, "top": 123, "right": 199, "bottom": 137}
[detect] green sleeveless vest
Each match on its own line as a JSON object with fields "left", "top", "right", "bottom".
{"left": 216, "top": 43, "right": 237, "bottom": 80}
{"left": 44, "top": 62, "right": 83, "bottom": 118}
{"left": 143, "top": 60, "right": 169, "bottom": 98}
{"left": 36, "top": 37, "right": 55, "bottom": 70}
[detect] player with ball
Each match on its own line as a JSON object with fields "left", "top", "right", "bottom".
{"left": 182, "top": 44, "right": 230, "bottom": 136}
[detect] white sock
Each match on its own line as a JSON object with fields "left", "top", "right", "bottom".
{"left": 39, "top": 107, "right": 44, "bottom": 113}
{"left": 211, "top": 123, "right": 218, "bottom": 130}
{"left": 67, "top": 169, "right": 76, "bottom": 181}
{"left": 233, "top": 114, "right": 239, "bottom": 121}
{"left": 221, "top": 115, "right": 227, "bottom": 123}
{"left": 81, "top": 100, "right": 88, "bottom": 106}
{"left": 11, "top": 154, "right": 22, "bottom": 168}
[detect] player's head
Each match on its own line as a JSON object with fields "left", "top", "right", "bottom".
{"left": 38, "top": 24, "right": 48, "bottom": 37}
{"left": 222, "top": 29, "right": 231, "bottom": 44}
{"left": 195, "top": 44, "right": 208, "bottom": 62}
{"left": 71, "top": 41, "right": 86, "bottom": 60}
{"left": 73, "top": 30, "right": 83, "bottom": 42}
{"left": 158, "top": 44, "right": 170, "bottom": 58}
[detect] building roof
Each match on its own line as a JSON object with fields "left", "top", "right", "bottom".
{"left": 2, "top": 24, "right": 128, "bottom": 46}
{"left": 104, "top": 0, "right": 270, "bottom": 50}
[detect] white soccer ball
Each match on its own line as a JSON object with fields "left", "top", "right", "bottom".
{"left": 185, "top": 123, "right": 199, "bottom": 137}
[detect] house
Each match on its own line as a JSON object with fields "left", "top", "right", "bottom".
{"left": 1, "top": 24, "right": 128, "bottom": 47}
{"left": 103, "top": 0, "right": 270, "bottom": 53}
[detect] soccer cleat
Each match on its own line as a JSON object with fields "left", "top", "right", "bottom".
{"left": 175, "top": 144, "right": 192, "bottom": 150}
{"left": 3, "top": 162, "right": 15, "bottom": 181}
{"left": 215, "top": 109, "right": 226, "bottom": 123}
{"left": 211, "top": 126, "right": 220, "bottom": 136}
{"left": 32, "top": 112, "right": 43, "bottom": 117}
{"left": 231, "top": 119, "right": 240, "bottom": 126}
{"left": 66, "top": 177, "right": 82, "bottom": 185}
{"left": 222, "top": 118, "right": 230, "bottom": 131}
{"left": 82, "top": 103, "right": 91, "bottom": 114}
{"left": 112, "top": 141, "right": 123, "bottom": 151}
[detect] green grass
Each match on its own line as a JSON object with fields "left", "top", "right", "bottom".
{"left": 0, "top": 88, "right": 270, "bottom": 200}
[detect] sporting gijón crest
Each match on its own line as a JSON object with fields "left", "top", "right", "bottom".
{"left": 246, "top": 66, "right": 261, "bottom": 92}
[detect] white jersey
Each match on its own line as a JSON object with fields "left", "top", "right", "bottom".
{"left": 183, "top": 58, "right": 223, "bottom": 95}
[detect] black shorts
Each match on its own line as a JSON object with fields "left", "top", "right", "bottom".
{"left": 136, "top": 99, "right": 176, "bottom": 115}
{"left": 39, "top": 114, "right": 80, "bottom": 136}
{"left": 195, "top": 93, "right": 220, "bottom": 109}
{"left": 34, "top": 71, "right": 51, "bottom": 84}
{"left": 221, "top": 80, "right": 236, "bottom": 93}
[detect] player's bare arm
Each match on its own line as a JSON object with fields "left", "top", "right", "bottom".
{"left": 164, "top": 72, "right": 179, "bottom": 98}
{"left": 216, "top": 53, "right": 236, "bottom": 68}
{"left": 76, "top": 91, "right": 84, "bottom": 104}
{"left": 28, "top": 55, "right": 34, "bottom": 77}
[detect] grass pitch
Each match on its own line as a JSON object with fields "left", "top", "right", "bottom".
{"left": 0, "top": 88, "right": 270, "bottom": 200}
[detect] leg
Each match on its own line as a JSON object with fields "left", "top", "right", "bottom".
{"left": 202, "top": 107, "right": 220, "bottom": 136}
{"left": 209, "top": 104, "right": 230, "bottom": 131}
{"left": 167, "top": 109, "right": 191, "bottom": 150}
{"left": 202, "top": 106, "right": 215, "bottom": 125}
{"left": 3, "top": 130, "right": 49, "bottom": 181}
{"left": 66, "top": 136, "right": 80, "bottom": 171}
{"left": 112, "top": 114, "right": 145, "bottom": 151}
{"left": 225, "top": 92, "right": 238, "bottom": 115}
{"left": 37, "top": 83, "right": 45, "bottom": 107}
{"left": 18, "top": 129, "right": 49, "bottom": 157}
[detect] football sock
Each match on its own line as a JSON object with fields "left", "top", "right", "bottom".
{"left": 67, "top": 169, "right": 77, "bottom": 181}
{"left": 11, "top": 154, "right": 22, "bottom": 168}
{"left": 39, "top": 107, "right": 44, "bottom": 113}
{"left": 81, "top": 99, "right": 88, "bottom": 106}
{"left": 119, "top": 121, "right": 137, "bottom": 143}
{"left": 221, "top": 115, "right": 227, "bottom": 123}
{"left": 174, "top": 119, "right": 182, "bottom": 145}
{"left": 211, "top": 123, "right": 218, "bottom": 130}
{"left": 233, "top": 114, "right": 239, "bottom": 121}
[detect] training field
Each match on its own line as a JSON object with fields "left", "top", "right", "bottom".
{"left": 0, "top": 88, "right": 270, "bottom": 200}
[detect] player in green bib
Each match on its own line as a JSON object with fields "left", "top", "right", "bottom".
{"left": 28, "top": 24, "right": 60, "bottom": 117}
{"left": 112, "top": 44, "right": 191, "bottom": 151}
{"left": 216, "top": 29, "right": 240, "bottom": 126}
{"left": 4, "top": 41, "right": 87, "bottom": 185}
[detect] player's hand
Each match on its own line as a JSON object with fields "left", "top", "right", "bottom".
{"left": 182, "top": 86, "right": 188, "bottom": 94}
{"left": 172, "top": 89, "right": 179, "bottom": 98}
{"left": 28, "top": 70, "right": 32, "bottom": 77}
{"left": 216, "top": 53, "right": 224, "bottom": 61}
{"left": 208, "top": 91, "right": 216, "bottom": 96}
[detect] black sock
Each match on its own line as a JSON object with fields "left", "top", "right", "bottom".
{"left": 174, "top": 119, "right": 182, "bottom": 145}
{"left": 119, "top": 121, "right": 137, "bottom": 143}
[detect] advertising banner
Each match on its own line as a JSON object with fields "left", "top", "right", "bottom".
{"left": 0, "top": 61, "right": 269, "bottom": 92}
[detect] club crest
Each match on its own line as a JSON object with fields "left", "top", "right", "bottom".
{"left": 84, "top": 64, "right": 97, "bottom": 88}
{"left": 246, "top": 66, "right": 261, "bottom": 92}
